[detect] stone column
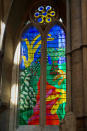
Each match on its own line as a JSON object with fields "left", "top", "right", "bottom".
{"left": 71, "top": 0, "right": 83, "bottom": 117}
{"left": 81, "top": 0, "right": 87, "bottom": 128}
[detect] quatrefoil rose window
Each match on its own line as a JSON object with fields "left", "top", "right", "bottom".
{"left": 34, "top": 5, "right": 55, "bottom": 23}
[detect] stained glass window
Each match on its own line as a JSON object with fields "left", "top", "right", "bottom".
{"left": 46, "top": 25, "right": 66, "bottom": 125}
{"left": 19, "top": 24, "right": 66, "bottom": 126}
{"left": 18, "top": 3, "right": 66, "bottom": 126}
{"left": 19, "top": 26, "right": 41, "bottom": 125}
{"left": 19, "top": 25, "right": 66, "bottom": 126}
{"left": 34, "top": 5, "right": 55, "bottom": 23}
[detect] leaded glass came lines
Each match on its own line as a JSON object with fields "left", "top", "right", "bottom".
{"left": 46, "top": 25, "right": 66, "bottom": 125}
{"left": 19, "top": 24, "right": 66, "bottom": 126}
{"left": 19, "top": 26, "right": 41, "bottom": 125}
{"left": 34, "top": 5, "right": 55, "bottom": 24}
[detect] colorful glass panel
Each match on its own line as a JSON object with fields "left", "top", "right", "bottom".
{"left": 46, "top": 25, "right": 66, "bottom": 125}
{"left": 34, "top": 5, "right": 55, "bottom": 23}
{"left": 19, "top": 26, "right": 41, "bottom": 125}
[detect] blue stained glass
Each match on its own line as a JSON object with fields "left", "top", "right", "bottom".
{"left": 62, "top": 39, "right": 65, "bottom": 43}
{"left": 37, "top": 18, "right": 42, "bottom": 23}
{"left": 35, "top": 12, "right": 39, "bottom": 17}
{"left": 47, "top": 25, "right": 66, "bottom": 49}
{"left": 58, "top": 57, "right": 66, "bottom": 64}
{"left": 52, "top": 13, "right": 54, "bottom": 15}
{"left": 61, "top": 30, "right": 65, "bottom": 34}
{"left": 19, "top": 26, "right": 41, "bottom": 125}
{"left": 34, "top": 45, "right": 41, "bottom": 61}
{"left": 46, "top": 6, "right": 52, "bottom": 11}
{"left": 61, "top": 35, "right": 65, "bottom": 38}
{"left": 48, "top": 55, "right": 52, "bottom": 65}
{"left": 20, "top": 26, "right": 41, "bottom": 69}
{"left": 34, "top": 5, "right": 55, "bottom": 24}
{"left": 22, "top": 26, "right": 39, "bottom": 41}
{"left": 48, "top": 18, "right": 50, "bottom": 21}
{"left": 46, "top": 24, "right": 66, "bottom": 125}
{"left": 38, "top": 6, "right": 44, "bottom": 11}
{"left": 32, "top": 36, "right": 41, "bottom": 48}
{"left": 42, "top": 12, "right": 47, "bottom": 16}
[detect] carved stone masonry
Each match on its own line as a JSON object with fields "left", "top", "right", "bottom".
{"left": 60, "top": 112, "right": 76, "bottom": 131}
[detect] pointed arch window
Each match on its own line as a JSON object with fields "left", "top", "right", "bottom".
{"left": 19, "top": 26, "right": 41, "bottom": 125}
{"left": 18, "top": 4, "right": 66, "bottom": 127}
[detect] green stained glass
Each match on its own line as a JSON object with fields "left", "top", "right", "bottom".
{"left": 18, "top": 24, "right": 66, "bottom": 126}
{"left": 19, "top": 26, "right": 41, "bottom": 125}
{"left": 46, "top": 25, "right": 66, "bottom": 125}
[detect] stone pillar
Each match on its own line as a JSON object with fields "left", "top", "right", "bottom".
{"left": 1, "top": 29, "right": 13, "bottom": 131}
{"left": 81, "top": 0, "right": 87, "bottom": 129}
{"left": 81, "top": 0, "right": 87, "bottom": 115}
{"left": 60, "top": 0, "right": 86, "bottom": 130}
{"left": 71, "top": 0, "right": 83, "bottom": 117}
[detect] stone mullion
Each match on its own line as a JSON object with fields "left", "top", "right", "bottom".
{"left": 40, "top": 35, "right": 46, "bottom": 128}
